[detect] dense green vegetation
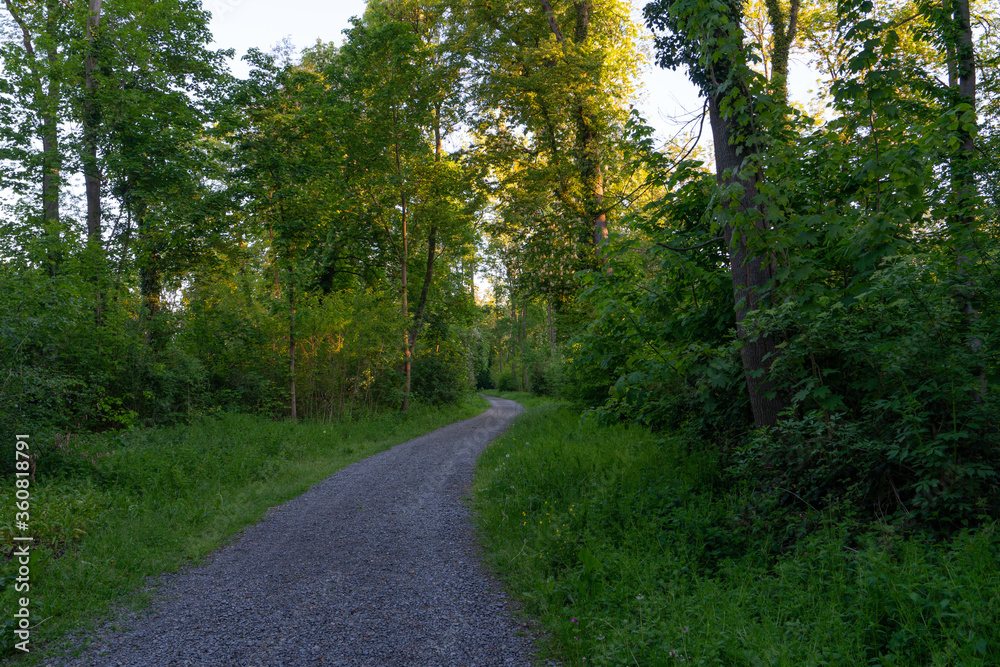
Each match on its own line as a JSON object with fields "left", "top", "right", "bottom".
{"left": 475, "top": 400, "right": 1000, "bottom": 665}
{"left": 2, "top": 0, "right": 999, "bottom": 661}
{"left": 0, "top": 398, "right": 487, "bottom": 659}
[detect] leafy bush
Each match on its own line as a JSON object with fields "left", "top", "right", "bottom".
{"left": 527, "top": 354, "right": 566, "bottom": 396}
{"left": 496, "top": 371, "right": 518, "bottom": 392}
{"left": 475, "top": 368, "right": 496, "bottom": 390}
{"left": 411, "top": 355, "right": 468, "bottom": 405}
{"left": 474, "top": 402, "right": 1000, "bottom": 666}
{"left": 737, "top": 256, "right": 1000, "bottom": 526}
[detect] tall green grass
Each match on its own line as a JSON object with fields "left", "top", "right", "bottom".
{"left": 0, "top": 397, "right": 488, "bottom": 662}
{"left": 473, "top": 401, "right": 1000, "bottom": 665}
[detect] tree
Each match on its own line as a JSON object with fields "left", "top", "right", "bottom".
{"left": 454, "top": 0, "right": 644, "bottom": 267}
{"left": 92, "top": 0, "right": 231, "bottom": 343}
{"left": 2, "top": 0, "right": 67, "bottom": 270}
{"left": 335, "top": 7, "right": 477, "bottom": 411}
{"left": 645, "top": 0, "right": 796, "bottom": 427}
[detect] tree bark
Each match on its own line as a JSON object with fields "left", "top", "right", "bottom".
{"left": 83, "top": 0, "right": 103, "bottom": 243}
{"left": 409, "top": 225, "right": 437, "bottom": 351}
{"left": 764, "top": 0, "right": 800, "bottom": 104}
{"left": 948, "top": 0, "right": 983, "bottom": 395}
{"left": 547, "top": 297, "right": 555, "bottom": 353}
{"left": 708, "top": 93, "right": 784, "bottom": 428}
{"left": 289, "top": 276, "right": 297, "bottom": 421}
{"left": 521, "top": 301, "right": 530, "bottom": 393}
{"left": 401, "top": 188, "right": 411, "bottom": 413}
{"left": 407, "top": 103, "right": 442, "bottom": 358}
{"left": 42, "top": 1, "right": 60, "bottom": 234}
{"left": 5, "top": 0, "right": 62, "bottom": 267}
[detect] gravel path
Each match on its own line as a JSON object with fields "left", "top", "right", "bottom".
{"left": 54, "top": 396, "right": 535, "bottom": 667}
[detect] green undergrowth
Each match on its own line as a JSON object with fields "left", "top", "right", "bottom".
{"left": 473, "top": 401, "right": 1000, "bottom": 666}
{"left": 0, "top": 396, "right": 488, "bottom": 662}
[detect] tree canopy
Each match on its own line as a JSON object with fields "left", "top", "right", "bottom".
{"left": 1, "top": 0, "right": 997, "bottom": 531}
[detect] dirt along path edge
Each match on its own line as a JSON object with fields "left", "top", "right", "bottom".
{"left": 54, "top": 396, "right": 534, "bottom": 667}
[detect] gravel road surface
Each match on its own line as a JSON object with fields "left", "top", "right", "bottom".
{"left": 54, "top": 396, "right": 534, "bottom": 667}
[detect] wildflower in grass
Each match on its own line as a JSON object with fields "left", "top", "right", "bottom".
{"left": 636, "top": 594, "right": 644, "bottom": 600}
{"left": 570, "top": 618, "right": 577, "bottom": 624}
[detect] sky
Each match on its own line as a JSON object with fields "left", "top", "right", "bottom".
{"left": 205, "top": 0, "right": 709, "bottom": 145}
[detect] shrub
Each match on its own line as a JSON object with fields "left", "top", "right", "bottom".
{"left": 475, "top": 368, "right": 496, "bottom": 390}
{"left": 738, "top": 256, "right": 1000, "bottom": 527}
{"left": 411, "top": 355, "right": 468, "bottom": 405}
{"left": 496, "top": 371, "right": 518, "bottom": 392}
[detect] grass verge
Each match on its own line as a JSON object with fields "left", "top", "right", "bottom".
{"left": 0, "top": 396, "right": 488, "bottom": 662}
{"left": 473, "top": 400, "right": 1000, "bottom": 665}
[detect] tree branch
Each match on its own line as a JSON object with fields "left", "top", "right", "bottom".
{"left": 655, "top": 236, "right": 724, "bottom": 252}
{"left": 539, "top": 0, "right": 564, "bottom": 42}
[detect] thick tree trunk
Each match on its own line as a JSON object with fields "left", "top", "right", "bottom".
{"left": 521, "top": 301, "right": 530, "bottom": 393}
{"left": 83, "top": 0, "right": 103, "bottom": 242}
{"left": 547, "top": 298, "right": 555, "bottom": 353}
{"left": 401, "top": 193, "right": 411, "bottom": 413}
{"left": 6, "top": 0, "right": 62, "bottom": 269}
{"left": 708, "top": 94, "right": 784, "bottom": 428}
{"left": 409, "top": 225, "right": 437, "bottom": 351}
{"left": 407, "top": 105, "right": 442, "bottom": 358}
{"left": 949, "top": 0, "right": 983, "bottom": 395}
{"left": 289, "top": 277, "right": 297, "bottom": 421}
{"left": 764, "top": 0, "right": 799, "bottom": 104}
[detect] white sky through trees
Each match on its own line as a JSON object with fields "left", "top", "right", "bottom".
{"left": 207, "top": 0, "right": 819, "bottom": 148}
{"left": 207, "top": 0, "right": 705, "bottom": 142}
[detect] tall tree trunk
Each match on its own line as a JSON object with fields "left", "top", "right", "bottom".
{"left": 547, "top": 297, "right": 556, "bottom": 353}
{"left": 401, "top": 190, "right": 411, "bottom": 413}
{"left": 948, "top": 0, "right": 983, "bottom": 394}
{"left": 764, "top": 0, "right": 800, "bottom": 104}
{"left": 5, "top": 0, "right": 62, "bottom": 269}
{"left": 41, "top": 0, "right": 60, "bottom": 237}
{"left": 83, "top": 0, "right": 103, "bottom": 243}
{"left": 708, "top": 94, "right": 784, "bottom": 428}
{"left": 521, "top": 301, "right": 530, "bottom": 393}
{"left": 950, "top": 0, "right": 977, "bottom": 232}
{"left": 407, "top": 103, "right": 442, "bottom": 361}
{"left": 576, "top": 109, "right": 608, "bottom": 249}
{"left": 409, "top": 225, "right": 437, "bottom": 350}
{"left": 289, "top": 276, "right": 297, "bottom": 421}
{"left": 539, "top": 0, "right": 608, "bottom": 255}
{"left": 136, "top": 201, "right": 164, "bottom": 349}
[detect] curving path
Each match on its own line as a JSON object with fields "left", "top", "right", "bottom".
{"left": 57, "top": 396, "right": 533, "bottom": 666}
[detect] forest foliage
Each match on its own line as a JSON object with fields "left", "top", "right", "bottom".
{"left": 0, "top": 0, "right": 997, "bottom": 562}
{"left": 1, "top": 0, "right": 999, "bottom": 661}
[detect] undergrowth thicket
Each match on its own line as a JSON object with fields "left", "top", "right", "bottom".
{"left": 474, "top": 401, "right": 1000, "bottom": 665}
{"left": 0, "top": 397, "right": 487, "bottom": 661}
